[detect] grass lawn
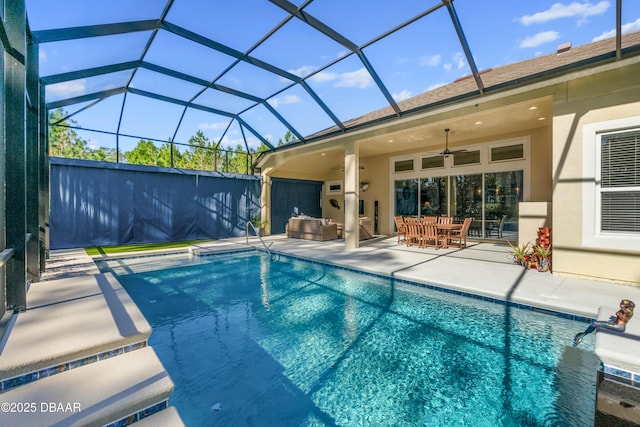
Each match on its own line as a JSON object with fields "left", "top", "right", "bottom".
{"left": 85, "top": 240, "right": 211, "bottom": 256}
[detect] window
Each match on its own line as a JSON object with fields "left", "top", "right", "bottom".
{"left": 599, "top": 129, "right": 640, "bottom": 233}
{"left": 421, "top": 155, "right": 444, "bottom": 170}
{"left": 394, "top": 159, "right": 414, "bottom": 172}
{"left": 325, "top": 180, "right": 343, "bottom": 194}
{"left": 453, "top": 150, "right": 480, "bottom": 166}
{"left": 491, "top": 144, "right": 524, "bottom": 162}
{"left": 583, "top": 118, "right": 640, "bottom": 250}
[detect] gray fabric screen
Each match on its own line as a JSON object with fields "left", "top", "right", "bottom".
{"left": 271, "top": 178, "right": 323, "bottom": 234}
{"left": 49, "top": 158, "right": 261, "bottom": 249}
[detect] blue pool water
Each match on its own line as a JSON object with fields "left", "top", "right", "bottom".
{"left": 98, "top": 251, "right": 598, "bottom": 426}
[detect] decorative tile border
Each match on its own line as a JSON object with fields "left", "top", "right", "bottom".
{"left": 0, "top": 341, "right": 147, "bottom": 394}
{"left": 105, "top": 400, "right": 169, "bottom": 427}
{"left": 602, "top": 364, "right": 640, "bottom": 389}
{"left": 238, "top": 250, "right": 596, "bottom": 324}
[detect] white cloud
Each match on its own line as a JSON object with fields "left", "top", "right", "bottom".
{"left": 288, "top": 65, "right": 317, "bottom": 78}
{"left": 592, "top": 17, "right": 640, "bottom": 41}
{"left": 392, "top": 90, "right": 412, "bottom": 102}
{"left": 311, "top": 68, "right": 373, "bottom": 89}
{"left": 443, "top": 52, "right": 466, "bottom": 71}
{"left": 520, "top": 1, "right": 610, "bottom": 25}
{"left": 268, "top": 94, "right": 302, "bottom": 108}
{"left": 47, "top": 80, "right": 86, "bottom": 97}
{"left": 310, "top": 71, "right": 338, "bottom": 84}
{"left": 453, "top": 52, "right": 466, "bottom": 69}
{"left": 334, "top": 68, "right": 373, "bottom": 88}
{"left": 198, "top": 122, "right": 228, "bottom": 130}
{"left": 86, "top": 138, "right": 100, "bottom": 149}
{"left": 520, "top": 31, "right": 560, "bottom": 48}
{"left": 419, "top": 54, "right": 441, "bottom": 67}
{"left": 39, "top": 50, "right": 47, "bottom": 63}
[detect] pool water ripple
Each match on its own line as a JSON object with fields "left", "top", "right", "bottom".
{"left": 100, "top": 251, "right": 599, "bottom": 427}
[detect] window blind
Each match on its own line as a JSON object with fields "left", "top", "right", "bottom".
{"left": 600, "top": 130, "right": 640, "bottom": 233}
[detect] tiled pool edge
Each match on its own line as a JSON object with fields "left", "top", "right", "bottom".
{"left": 0, "top": 341, "right": 148, "bottom": 394}
{"left": 602, "top": 364, "right": 640, "bottom": 389}
{"left": 105, "top": 399, "right": 169, "bottom": 427}
{"left": 264, "top": 250, "right": 596, "bottom": 324}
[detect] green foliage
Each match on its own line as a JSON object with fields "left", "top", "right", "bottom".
{"left": 48, "top": 108, "right": 293, "bottom": 174}
{"left": 508, "top": 241, "right": 531, "bottom": 260}
{"left": 251, "top": 215, "right": 268, "bottom": 229}
{"left": 48, "top": 108, "right": 117, "bottom": 162}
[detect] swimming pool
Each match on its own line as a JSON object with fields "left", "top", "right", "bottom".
{"left": 98, "top": 251, "right": 599, "bottom": 426}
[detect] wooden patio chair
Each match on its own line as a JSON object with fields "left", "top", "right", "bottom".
{"left": 421, "top": 216, "right": 437, "bottom": 225}
{"left": 406, "top": 223, "right": 423, "bottom": 247}
{"left": 437, "top": 216, "right": 453, "bottom": 224}
{"left": 422, "top": 224, "right": 443, "bottom": 249}
{"left": 404, "top": 217, "right": 419, "bottom": 225}
{"left": 394, "top": 216, "right": 407, "bottom": 244}
{"left": 449, "top": 217, "right": 473, "bottom": 249}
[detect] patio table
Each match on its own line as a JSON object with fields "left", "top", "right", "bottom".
{"left": 436, "top": 223, "right": 463, "bottom": 248}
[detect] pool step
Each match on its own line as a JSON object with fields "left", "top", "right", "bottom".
{"left": 0, "top": 273, "right": 152, "bottom": 384}
{"left": 0, "top": 270, "right": 184, "bottom": 425}
{"left": 131, "top": 406, "right": 185, "bottom": 426}
{"left": 0, "top": 346, "right": 176, "bottom": 426}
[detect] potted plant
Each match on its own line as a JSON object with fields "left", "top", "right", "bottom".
{"left": 251, "top": 216, "right": 268, "bottom": 236}
{"left": 533, "top": 245, "right": 552, "bottom": 272}
{"left": 508, "top": 241, "right": 531, "bottom": 267}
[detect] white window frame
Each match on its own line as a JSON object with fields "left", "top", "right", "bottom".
{"left": 325, "top": 180, "right": 343, "bottom": 195}
{"left": 393, "top": 157, "right": 415, "bottom": 173}
{"left": 489, "top": 142, "right": 525, "bottom": 163}
{"left": 582, "top": 117, "right": 640, "bottom": 251}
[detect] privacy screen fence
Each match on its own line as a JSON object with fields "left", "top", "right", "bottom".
{"left": 49, "top": 157, "right": 262, "bottom": 249}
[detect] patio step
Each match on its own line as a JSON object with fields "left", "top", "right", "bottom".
{"left": 0, "top": 270, "right": 184, "bottom": 425}
{"left": 0, "top": 272, "right": 152, "bottom": 383}
{"left": 0, "top": 346, "right": 176, "bottom": 426}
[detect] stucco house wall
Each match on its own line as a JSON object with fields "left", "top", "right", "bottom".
{"left": 552, "top": 61, "right": 640, "bottom": 284}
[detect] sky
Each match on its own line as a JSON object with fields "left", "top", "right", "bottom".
{"left": 25, "top": 0, "right": 640, "bottom": 154}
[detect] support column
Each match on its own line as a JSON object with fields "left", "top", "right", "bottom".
{"left": 26, "top": 38, "right": 40, "bottom": 283}
{"left": 260, "top": 171, "right": 272, "bottom": 235}
{"left": 5, "top": 0, "right": 28, "bottom": 311}
{"left": 344, "top": 141, "right": 359, "bottom": 249}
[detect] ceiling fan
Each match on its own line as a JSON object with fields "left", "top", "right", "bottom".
{"left": 439, "top": 128, "right": 466, "bottom": 158}
{"left": 335, "top": 165, "right": 366, "bottom": 171}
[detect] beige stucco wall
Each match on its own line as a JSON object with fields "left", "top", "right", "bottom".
{"left": 552, "top": 62, "right": 640, "bottom": 285}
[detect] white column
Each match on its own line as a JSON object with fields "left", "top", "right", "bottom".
{"left": 344, "top": 141, "right": 359, "bottom": 248}
{"left": 261, "top": 171, "right": 272, "bottom": 235}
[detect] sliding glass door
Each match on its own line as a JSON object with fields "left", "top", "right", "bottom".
{"left": 484, "top": 171, "right": 523, "bottom": 240}
{"left": 420, "top": 177, "right": 448, "bottom": 217}
{"left": 451, "top": 174, "right": 483, "bottom": 237}
{"left": 394, "top": 179, "right": 418, "bottom": 216}
{"left": 394, "top": 170, "right": 523, "bottom": 241}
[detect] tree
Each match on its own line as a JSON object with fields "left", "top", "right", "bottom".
{"left": 182, "top": 131, "right": 218, "bottom": 171}
{"left": 124, "top": 139, "right": 175, "bottom": 167}
{"left": 48, "top": 108, "right": 116, "bottom": 161}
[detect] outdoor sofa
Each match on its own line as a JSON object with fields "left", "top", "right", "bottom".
{"left": 286, "top": 217, "right": 338, "bottom": 241}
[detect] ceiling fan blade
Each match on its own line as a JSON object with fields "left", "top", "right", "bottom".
{"left": 336, "top": 165, "right": 366, "bottom": 171}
